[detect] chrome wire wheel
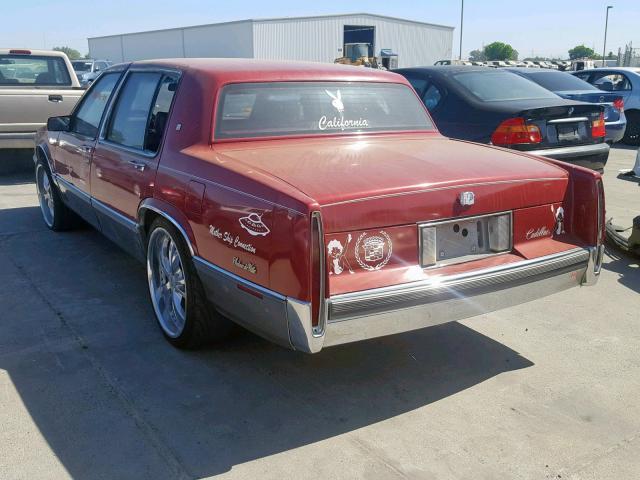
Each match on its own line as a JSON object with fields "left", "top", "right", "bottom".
{"left": 36, "top": 164, "right": 55, "bottom": 227}
{"left": 147, "top": 227, "right": 188, "bottom": 338}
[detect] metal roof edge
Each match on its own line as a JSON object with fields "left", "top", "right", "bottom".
{"left": 87, "top": 12, "right": 454, "bottom": 40}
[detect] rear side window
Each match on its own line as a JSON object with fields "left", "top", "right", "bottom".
{"left": 0, "top": 55, "right": 71, "bottom": 86}
{"left": 524, "top": 72, "right": 598, "bottom": 91}
{"left": 105, "top": 71, "right": 177, "bottom": 153}
{"left": 216, "top": 81, "right": 434, "bottom": 139}
{"left": 592, "top": 73, "right": 632, "bottom": 91}
{"left": 452, "top": 71, "right": 558, "bottom": 102}
{"left": 106, "top": 72, "right": 161, "bottom": 150}
{"left": 422, "top": 84, "right": 443, "bottom": 111}
{"left": 72, "top": 73, "right": 120, "bottom": 138}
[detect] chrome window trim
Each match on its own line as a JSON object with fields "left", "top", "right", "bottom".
{"left": 137, "top": 204, "right": 195, "bottom": 256}
{"left": 417, "top": 210, "right": 513, "bottom": 269}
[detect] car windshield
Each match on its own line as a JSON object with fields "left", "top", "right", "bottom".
{"left": 72, "top": 61, "right": 92, "bottom": 72}
{"left": 524, "top": 71, "right": 598, "bottom": 91}
{"left": 452, "top": 70, "right": 558, "bottom": 102}
{"left": 0, "top": 55, "right": 71, "bottom": 86}
{"left": 215, "top": 81, "right": 434, "bottom": 139}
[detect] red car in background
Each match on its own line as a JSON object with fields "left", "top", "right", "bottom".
{"left": 34, "top": 59, "right": 604, "bottom": 353}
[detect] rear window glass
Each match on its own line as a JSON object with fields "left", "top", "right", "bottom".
{"left": 0, "top": 55, "right": 71, "bottom": 86}
{"left": 215, "top": 82, "right": 433, "bottom": 139}
{"left": 72, "top": 61, "right": 92, "bottom": 72}
{"left": 452, "top": 71, "right": 558, "bottom": 102}
{"left": 524, "top": 71, "right": 598, "bottom": 91}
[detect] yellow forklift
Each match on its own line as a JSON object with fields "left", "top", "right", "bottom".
{"left": 334, "top": 43, "right": 385, "bottom": 69}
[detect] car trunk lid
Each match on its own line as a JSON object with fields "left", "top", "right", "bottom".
{"left": 214, "top": 134, "right": 569, "bottom": 233}
{"left": 501, "top": 101, "right": 605, "bottom": 151}
{"left": 556, "top": 90, "right": 622, "bottom": 122}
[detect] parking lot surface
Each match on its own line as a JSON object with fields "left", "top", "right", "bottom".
{"left": 0, "top": 148, "right": 638, "bottom": 480}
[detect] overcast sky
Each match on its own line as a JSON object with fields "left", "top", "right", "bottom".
{"left": 3, "top": 0, "right": 638, "bottom": 59}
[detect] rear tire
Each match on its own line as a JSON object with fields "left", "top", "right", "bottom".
{"left": 146, "top": 217, "right": 233, "bottom": 349}
{"left": 622, "top": 110, "right": 640, "bottom": 146}
{"left": 35, "top": 159, "right": 75, "bottom": 231}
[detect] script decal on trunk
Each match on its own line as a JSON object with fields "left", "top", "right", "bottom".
{"left": 355, "top": 231, "right": 393, "bottom": 271}
{"left": 526, "top": 226, "right": 551, "bottom": 240}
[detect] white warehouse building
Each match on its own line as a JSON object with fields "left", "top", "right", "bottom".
{"left": 88, "top": 13, "right": 454, "bottom": 68}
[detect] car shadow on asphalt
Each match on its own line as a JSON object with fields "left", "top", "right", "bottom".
{"left": 0, "top": 206, "right": 534, "bottom": 479}
{"left": 603, "top": 245, "right": 640, "bottom": 293}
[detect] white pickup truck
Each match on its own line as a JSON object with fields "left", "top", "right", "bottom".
{"left": 0, "top": 49, "right": 84, "bottom": 150}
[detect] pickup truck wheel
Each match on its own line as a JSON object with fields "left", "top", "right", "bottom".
{"left": 35, "top": 161, "right": 74, "bottom": 231}
{"left": 146, "top": 218, "right": 232, "bottom": 348}
{"left": 623, "top": 111, "right": 640, "bottom": 146}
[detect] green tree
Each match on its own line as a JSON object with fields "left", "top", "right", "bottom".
{"left": 483, "top": 42, "right": 518, "bottom": 61}
{"left": 468, "top": 49, "right": 486, "bottom": 62}
{"left": 568, "top": 45, "right": 595, "bottom": 60}
{"left": 52, "top": 46, "right": 82, "bottom": 60}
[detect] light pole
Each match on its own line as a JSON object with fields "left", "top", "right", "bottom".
{"left": 602, "top": 5, "right": 613, "bottom": 67}
{"left": 459, "top": 0, "right": 464, "bottom": 60}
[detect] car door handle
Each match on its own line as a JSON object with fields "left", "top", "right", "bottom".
{"left": 80, "top": 145, "right": 94, "bottom": 154}
{"left": 128, "top": 160, "right": 146, "bottom": 172}
{"left": 48, "top": 94, "right": 63, "bottom": 103}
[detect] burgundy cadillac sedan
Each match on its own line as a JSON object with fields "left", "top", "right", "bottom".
{"left": 34, "top": 59, "right": 604, "bottom": 352}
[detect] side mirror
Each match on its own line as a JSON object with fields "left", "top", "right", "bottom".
{"left": 47, "top": 116, "right": 71, "bottom": 132}
{"left": 94, "top": 66, "right": 101, "bottom": 72}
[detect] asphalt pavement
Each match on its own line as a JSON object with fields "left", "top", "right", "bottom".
{"left": 0, "top": 147, "right": 638, "bottom": 480}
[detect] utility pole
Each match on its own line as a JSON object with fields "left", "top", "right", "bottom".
{"left": 459, "top": 0, "right": 464, "bottom": 60}
{"left": 603, "top": 6, "right": 613, "bottom": 67}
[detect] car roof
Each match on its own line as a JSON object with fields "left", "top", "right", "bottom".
{"left": 128, "top": 58, "right": 406, "bottom": 84}
{"left": 394, "top": 65, "right": 490, "bottom": 75}
{"left": 577, "top": 67, "right": 640, "bottom": 75}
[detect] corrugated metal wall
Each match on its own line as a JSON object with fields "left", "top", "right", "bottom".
{"left": 88, "top": 14, "right": 452, "bottom": 67}
{"left": 88, "top": 21, "right": 253, "bottom": 62}
{"left": 252, "top": 14, "right": 453, "bottom": 68}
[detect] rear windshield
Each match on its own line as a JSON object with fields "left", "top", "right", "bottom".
{"left": 452, "top": 71, "right": 558, "bottom": 102}
{"left": 215, "top": 81, "right": 433, "bottom": 139}
{"left": 0, "top": 55, "right": 71, "bottom": 86}
{"left": 72, "top": 61, "right": 92, "bottom": 72}
{"left": 523, "top": 71, "right": 598, "bottom": 92}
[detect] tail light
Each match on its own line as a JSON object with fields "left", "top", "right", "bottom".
{"left": 310, "top": 212, "right": 326, "bottom": 329}
{"left": 9, "top": 49, "right": 31, "bottom": 55}
{"left": 596, "top": 179, "right": 605, "bottom": 246}
{"left": 613, "top": 97, "right": 624, "bottom": 112}
{"left": 491, "top": 117, "right": 542, "bottom": 146}
{"left": 591, "top": 113, "right": 606, "bottom": 138}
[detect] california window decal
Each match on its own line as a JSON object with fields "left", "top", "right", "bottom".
{"left": 318, "top": 89, "right": 370, "bottom": 131}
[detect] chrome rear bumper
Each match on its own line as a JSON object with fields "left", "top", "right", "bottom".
{"left": 289, "top": 246, "right": 601, "bottom": 353}
{"left": 195, "top": 246, "right": 601, "bottom": 354}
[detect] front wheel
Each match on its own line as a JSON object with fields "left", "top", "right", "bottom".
{"left": 146, "top": 218, "right": 233, "bottom": 348}
{"left": 622, "top": 110, "right": 640, "bottom": 146}
{"left": 35, "top": 160, "right": 75, "bottom": 231}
